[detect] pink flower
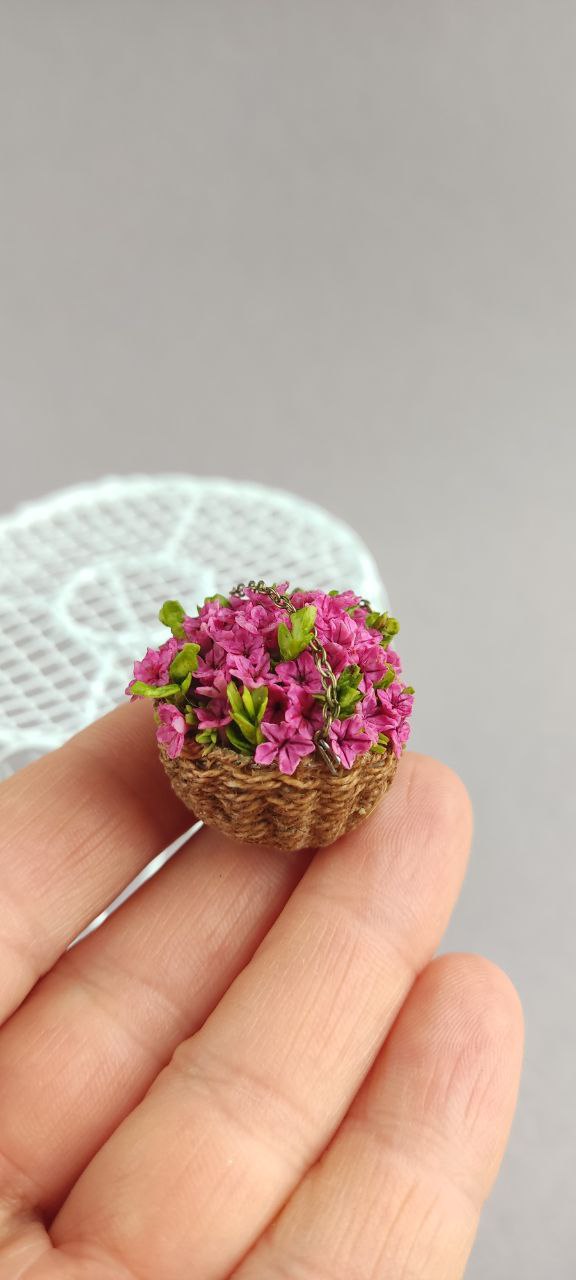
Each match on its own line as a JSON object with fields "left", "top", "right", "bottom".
{"left": 274, "top": 651, "right": 322, "bottom": 692}
{"left": 355, "top": 642, "right": 388, "bottom": 690}
{"left": 372, "top": 682, "right": 414, "bottom": 758}
{"left": 391, "top": 727, "right": 409, "bottom": 752}
{"left": 128, "top": 585, "right": 414, "bottom": 769}
{"left": 261, "top": 682, "right": 290, "bottom": 724}
{"left": 194, "top": 670, "right": 229, "bottom": 700}
{"left": 182, "top": 613, "right": 203, "bottom": 642}
{"left": 132, "top": 648, "right": 162, "bottom": 686}
{"left": 125, "top": 637, "right": 180, "bottom": 695}
{"left": 285, "top": 686, "right": 324, "bottom": 734}
{"left": 383, "top": 647, "right": 402, "bottom": 674}
{"left": 227, "top": 648, "right": 271, "bottom": 685}
{"left": 358, "top": 688, "right": 394, "bottom": 741}
{"left": 289, "top": 588, "right": 324, "bottom": 609}
{"left": 321, "top": 641, "right": 351, "bottom": 677}
{"left": 156, "top": 703, "right": 187, "bottom": 759}
{"left": 235, "top": 602, "right": 279, "bottom": 638}
{"left": 329, "top": 714, "right": 373, "bottom": 770}
{"left": 320, "top": 612, "right": 357, "bottom": 649}
{"left": 331, "top": 589, "right": 361, "bottom": 608}
{"left": 315, "top": 617, "right": 357, "bottom": 677}
{"left": 195, "top": 696, "right": 232, "bottom": 729}
{"left": 379, "top": 681, "right": 414, "bottom": 723}
{"left": 208, "top": 620, "right": 264, "bottom": 656}
{"left": 315, "top": 589, "right": 362, "bottom": 620}
{"left": 387, "top": 719, "right": 411, "bottom": 758}
{"left": 182, "top": 611, "right": 219, "bottom": 652}
{"left": 141, "top": 637, "right": 179, "bottom": 683}
{"left": 351, "top": 622, "right": 379, "bottom": 646}
{"left": 255, "top": 721, "right": 316, "bottom": 775}
{"left": 194, "top": 643, "right": 227, "bottom": 682}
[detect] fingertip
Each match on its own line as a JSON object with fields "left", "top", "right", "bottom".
{"left": 419, "top": 951, "right": 525, "bottom": 1057}
{"left": 399, "top": 752, "right": 473, "bottom": 855}
{"left": 393, "top": 951, "right": 525, "bottom": 1196}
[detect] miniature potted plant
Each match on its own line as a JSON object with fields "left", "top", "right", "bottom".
{"left": 126, "top": 580, "right": 414, "bottom": 850}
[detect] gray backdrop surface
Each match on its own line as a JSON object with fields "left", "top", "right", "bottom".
{"left": 1, "top": 3, "right": 575, "bottom": 1276}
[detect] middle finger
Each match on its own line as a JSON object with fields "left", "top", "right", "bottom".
{"left": 53, "top": 753, "right": 472, "bottom": 1280}
{"left": 0, "top": 823, "right": 311, "bottom": 1217}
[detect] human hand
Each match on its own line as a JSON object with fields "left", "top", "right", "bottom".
{"left": 0, "top": 702, "right": 523, "bottom": 1279}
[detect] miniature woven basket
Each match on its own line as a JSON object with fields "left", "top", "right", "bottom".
{"left": 146, "top": 578, "right": 406, "bottom": 851}
{"left": 159, "top": 737, "right": 398, "bottom": 851}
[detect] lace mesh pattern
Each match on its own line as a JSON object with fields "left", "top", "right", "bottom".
{"left": 0, "top": 474, "right": 386, "bottom": 779}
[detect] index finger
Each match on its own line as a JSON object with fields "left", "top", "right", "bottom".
{"left": 0, "top": 701, "right": 192, "bottom": 1021}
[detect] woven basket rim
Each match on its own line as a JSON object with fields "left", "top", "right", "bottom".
{"left": 168, "top": 740, "right": 395, "bottom": 778}
{"left": 159, "top": 736, "right": 399, "bottom": 848}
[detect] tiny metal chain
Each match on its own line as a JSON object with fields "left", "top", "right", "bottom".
{"left": 229, "top": 579, "right": 341, "bottom": 773}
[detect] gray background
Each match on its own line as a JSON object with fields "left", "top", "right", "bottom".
{"left": 1, "top": 3, "right": 574, "bottom": 1275}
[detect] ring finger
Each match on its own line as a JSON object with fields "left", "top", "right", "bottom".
{"left": 233, "top": 953, "right": 524, "bottom": 1280}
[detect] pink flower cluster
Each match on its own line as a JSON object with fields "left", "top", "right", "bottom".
{"left": 126, "top": 585, "right": 414, "bottom": 773}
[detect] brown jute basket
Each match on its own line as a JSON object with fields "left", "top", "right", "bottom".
{"left": 159, "top": 740, "right": 398, "bottom": 850}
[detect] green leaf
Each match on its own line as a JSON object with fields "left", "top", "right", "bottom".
{"left": 130, "top": 681, "right": 181, "bottom": 699}
{"left": 371, "top": 732, "right": 390, "bottom": 755}
{"left": 158, "top": 600, "right": 186, "bottom": 638}
{"left": 184, "top": 706, "right": 198, "bottom": 726}
{"left": 277, "top": 622, "right": 297, "bottom": 660}
{"left": 204, "top": 593, "right": 230, "bottom": 607}
{"left": 226, "top": 724, "right": 254, "bottom": 755}
{"left": 292, "top": 604, "right": 317, "bottom": 640}
{"left": 226, "top": 680, "right": 244, "bottom": 716}
{"left": 337, "top": 687, "right": 362, "bottom": 718}
{"left": 403, "top": 685, "right": 415, "bottom": 695}
{"left": 339, "top": 693, "right": 361, "bottom": 714}
{"left": 242, "top": 685, "right": 255, "bottom": 717}
{"left": 250, "top": 685, "right": 269, "bottom": 722}
{"left": 277, "top": 605, "right": 317, "bottom": 660}
{"left": 169, "top": 643, "right": 200, "bottom": 681}
{"left": 180, "top": 672, "right": 193, "bottom": 695}
{"left": 366, "top": 610, "right": 400, "bottom": 646}
{"left": 231, "top": 712, "right": 259, "bottom": 745}
{"left": 375, "top": 666, "right": 396, "bottom": 690}
{"left": 335, "top": 664, "right": 362, "bottom": 718}
{"left": 337, "top": 664, "right": 362, "bottom": 694}
{"left": 195, "top": 728, "right": 218, "bottom": 751}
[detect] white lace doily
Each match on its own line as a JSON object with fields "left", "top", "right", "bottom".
{"left": 0, "top": 474, "right": 386, "bottom": 779}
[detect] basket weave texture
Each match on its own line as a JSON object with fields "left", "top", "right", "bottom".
{"left": 159, "top": 742, "right": 398, "bottom": 850}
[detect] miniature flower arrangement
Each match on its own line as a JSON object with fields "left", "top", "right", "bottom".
{"left": 126, "top": 580, "right": 414, "bottom": 850}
